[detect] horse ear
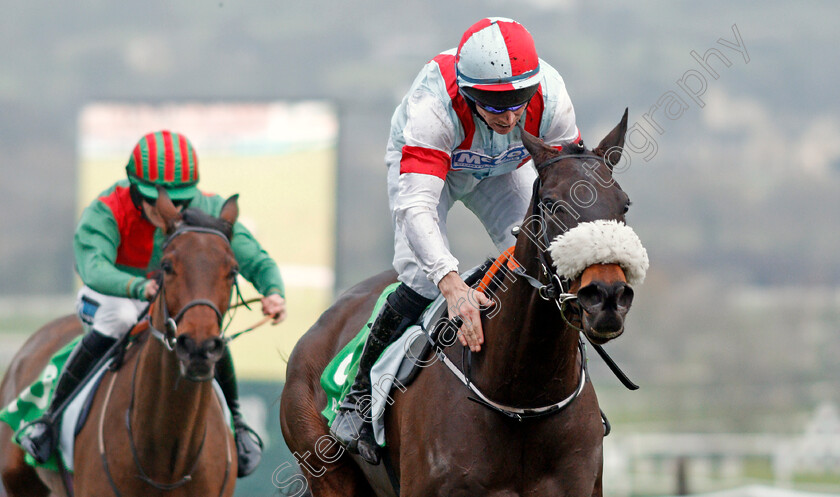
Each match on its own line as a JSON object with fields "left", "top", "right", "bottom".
{"left": 155, "top": 186, "right": 182, "bottom": 234}
{"left": 521, "top": 128, "right": 560, "bottom": 168}
{"left": 594, "top": 108, "right": 629, "bottom": 170}
{"left": 219, "top": 194, "right": 239, "bottom": 225}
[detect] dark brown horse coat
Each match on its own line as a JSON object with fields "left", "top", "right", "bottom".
{"left": 0, "top": 192, "right": 240, "bottom": 497}
{"left": 280, "top": 111, "right": 638, "bottom": 497}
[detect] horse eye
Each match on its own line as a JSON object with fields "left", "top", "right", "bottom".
{"left": 542, "top": 198, "right": 565, "bottom": 215}
{"left": 161, "top": 260, "right": 174, "bottom": 275}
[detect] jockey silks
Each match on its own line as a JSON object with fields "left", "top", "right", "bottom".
{"left": 385, "top": 49, "right": 580, "bottom": 292}
{"left": 74, "top": 179, "right": 284, "bottom": 300}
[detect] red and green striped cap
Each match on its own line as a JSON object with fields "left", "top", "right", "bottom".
{"left": 125, "top": 130, "right": 199, "bottom": 200}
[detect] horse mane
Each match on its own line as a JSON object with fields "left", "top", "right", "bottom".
{"left": 181, "top": 207, "right": 234, "bottom": 240}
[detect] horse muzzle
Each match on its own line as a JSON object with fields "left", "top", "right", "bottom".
{"left": 174, "top": 335, "right": 225, "bottom": 382}
{"left": 576, "top": 280, "right": 634, "bottom": 345}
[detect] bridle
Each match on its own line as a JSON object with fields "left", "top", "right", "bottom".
{"left": 440, "top": 152, "right": 637, "bottom": 421}
{"left": 100, "top": 223, "right": 235, "bottom": 496}
{"left": 433, "top": 153, "right": 605, "bottom": 422}
{"left": 513, "top": 152, "right": 613, "bottom": 311}
{"left": 524, "top": 152, "right": 639, "bottom": 390}
{"left": 148, "top": 225, "right": 232, "bottom": 351}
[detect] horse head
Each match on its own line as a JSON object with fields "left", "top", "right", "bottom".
{"left": 520, "top": 109, "right": 648, "bottom": 345}
{"left": 150, "top": 187, "right": 240, "bottom": 381}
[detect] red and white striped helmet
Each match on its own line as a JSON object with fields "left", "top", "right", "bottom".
{"left": 455, "top": 17, "right": 541, "bottom": 92}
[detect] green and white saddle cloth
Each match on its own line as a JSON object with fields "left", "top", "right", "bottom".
{"left": 320, "top": 281, "right": 450, "bottom": 447}
{"left": 0, "top": 335, "right": 231, "bottom": 472}
{"left": 0, "top": 335, "right": 91, "bottom": 472}
{"left": 320, "top": 283, "right": 400, "bottom": 427}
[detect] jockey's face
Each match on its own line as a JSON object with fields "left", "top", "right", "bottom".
{"left": 475, "top": 104, "right": 527, "bottom": 135}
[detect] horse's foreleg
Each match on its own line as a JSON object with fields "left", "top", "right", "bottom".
{"left": 34, "top": 468, "right": 69, "bottom": 497}
{"left": 591, "top": 478, "right": 603, "bottom": 497}
{"left": 305, "top": 463, "right": 375, "bottom": 497}
{"left": 280, "top": 388, "right": 375, "bottom": 496}
{"left": 274, "top": 446, "right": 374, "bottom": 497}
{"left": 0, "top": 445, "right": 50, "bottom": 497}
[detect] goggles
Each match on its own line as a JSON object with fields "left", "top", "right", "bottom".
{"left": 141, "top": 195, "right": 191, "bottom": 209}
{"left": 462, "top": 91, "right": 529, "bottom": 114}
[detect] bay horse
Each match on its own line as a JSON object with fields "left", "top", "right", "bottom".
{"left": 280, "top": 109, "right": 647, "bottom": 497}
{"left": 0, "top": 190, "right": 238, "bottom": 496}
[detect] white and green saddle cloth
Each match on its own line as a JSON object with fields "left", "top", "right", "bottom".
{"left": 320, "top": 282, "right": 447, "bottom": 447}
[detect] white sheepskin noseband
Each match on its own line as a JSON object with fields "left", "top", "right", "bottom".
{"left": 549, "top": 220, "right": 649, "bottom": 286}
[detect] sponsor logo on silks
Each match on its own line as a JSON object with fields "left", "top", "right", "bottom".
{"left": 451, "top": 146, "right": 531, "bottom": 176}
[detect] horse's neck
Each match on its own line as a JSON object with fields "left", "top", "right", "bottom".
{"left": 472, "top": 235, "right": 581, "bottom": 406}
{"left": 130, "top": 333, "right": 214, "bottom": 476}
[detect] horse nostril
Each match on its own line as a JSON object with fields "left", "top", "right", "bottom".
{"left": 616, "top": 284, "right": 634, "bottom": 309}
{"left": 577, "top": 283, "right": 606, "bottom": 313}
{"left": 175, "top": 334, "right": 192, "bottom": 352}
{"left": 201, "top": 337, "right": 225, "bottom": 358}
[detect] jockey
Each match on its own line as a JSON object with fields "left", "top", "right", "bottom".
{"left": 331, "top": 17, "right": 581, "bottom": 463}
{"left": 18, "top": 130, "right": 287, "bottom": 478}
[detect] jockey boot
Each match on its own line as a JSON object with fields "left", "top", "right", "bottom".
{"left": 216, "top": 345, "right": 263, "bottom": 478}
{"left": 19, "top": 330, "right": 116, "bottom": 464}
{"left": 330, "top": 284, "right": 432, "bottom": 465}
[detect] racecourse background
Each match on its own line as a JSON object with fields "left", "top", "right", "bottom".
{"left": 1, "top": 1, "right": 839, "bottom": 496}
